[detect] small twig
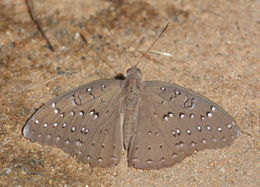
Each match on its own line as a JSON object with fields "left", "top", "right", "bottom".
{"left": 25, "top": 0, "right": 55, "bottom": 51}
{"left": 79, "top": 32, "right": 88, "bottom": 44}
{"left": 149, "top": 50, "right": 173, "bottom": 57}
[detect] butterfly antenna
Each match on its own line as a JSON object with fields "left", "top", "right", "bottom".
{"left": 25, "top": 0, "right": 55, "bottom": 52}
{"left": 100, "top": 18, "right": 133, "bottom": 68}
{"left": 135, "top": 22, "right": 169, "bottom": 67}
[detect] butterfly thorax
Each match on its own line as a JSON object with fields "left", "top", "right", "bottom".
{"left": 122, "top": 67, "right": 143, "bottom": 106}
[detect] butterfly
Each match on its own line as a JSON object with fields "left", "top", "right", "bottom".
{"left": 23, "top": 23, "right": 241, "bottom": 169}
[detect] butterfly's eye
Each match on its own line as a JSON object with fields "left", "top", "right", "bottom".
{"left": 126, "top": 68, "right": 132, "bottom": 74}
{"left": 136, "top": 68, "right": 142, "bottom": 75}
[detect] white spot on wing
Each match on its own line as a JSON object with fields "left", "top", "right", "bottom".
{"left": 163, "top": 115, "right": 169, "bottom": 121}
{"left": 207, "top": 112, "right": 213, "bottom": 117}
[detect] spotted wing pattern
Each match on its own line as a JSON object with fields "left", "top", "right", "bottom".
{"left": 128, "top": 81, "right": 241, "bottom": 169}
{"left": 23, "top": 79, "right": 123, "bottom": 167}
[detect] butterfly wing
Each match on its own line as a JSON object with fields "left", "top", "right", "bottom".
{"left": 128, "top": 81, "right": 241, "bottom": 169}
{"left": 23, "top": 79, "right": 123, "bottom": 167}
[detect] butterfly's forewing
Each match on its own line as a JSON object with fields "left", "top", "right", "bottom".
{"left": 23, "top": 79, "right": 123, "bottom": 167}
{"left": 128, "top": 81, "right": 241, "bottom": 169}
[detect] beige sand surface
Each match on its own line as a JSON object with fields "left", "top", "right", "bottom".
{"left": 0, "top": 0, "right": 259, "bottom": 186}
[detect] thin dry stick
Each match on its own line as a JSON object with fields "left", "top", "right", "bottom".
{"left": 149, "top": 50, "right": 173, "bottom": 57}
{"left": 79, "top": 32, "right": 88, "bottom": 44}
{"left": 135, "top": 22, "right": 169, "bottom": 67}
{"left": 25, "top": 0, "right": 55, "bottom": 51}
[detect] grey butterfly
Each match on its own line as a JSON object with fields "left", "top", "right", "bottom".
{"left": 23, "top": 65, "right": 241, "bottom": 169}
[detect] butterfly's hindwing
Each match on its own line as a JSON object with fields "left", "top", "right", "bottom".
{"left": 23, "top": 79, "right": 123, "bottom": 167}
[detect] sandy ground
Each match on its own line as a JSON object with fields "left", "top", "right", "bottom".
{"left": 0, "top": 0, "right": 259, "bottom": 186}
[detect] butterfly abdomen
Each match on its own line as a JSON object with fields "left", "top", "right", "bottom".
{"left": 122, "top": 94, "right": 141, "bottom": 150}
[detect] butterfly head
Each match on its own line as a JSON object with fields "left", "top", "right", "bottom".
{"left": 126, "top": 67, "right": 142, "bottom": 79}
{"left": 124, "top": 67, "right": 143, "bottom": 89}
